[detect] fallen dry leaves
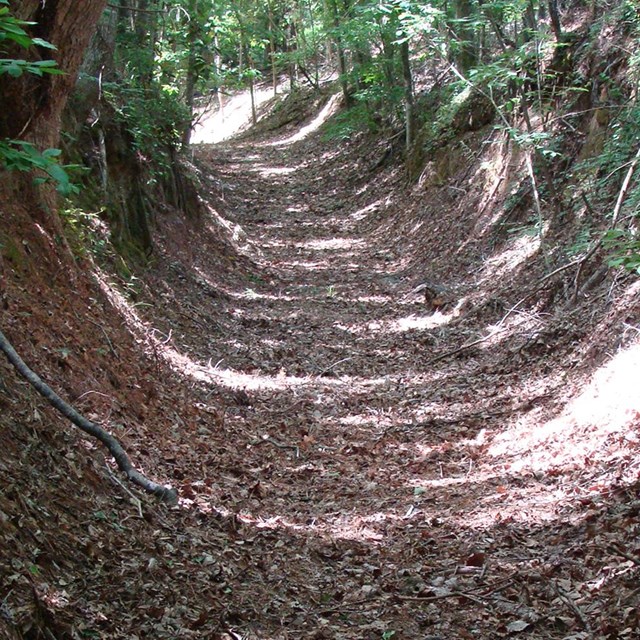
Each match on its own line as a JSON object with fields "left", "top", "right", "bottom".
{"left": 1, "top": 94, "right": 640, "bottom": 639}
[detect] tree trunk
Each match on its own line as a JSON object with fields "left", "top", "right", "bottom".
{"left": 452, "top": 0, "right": 478, "bottom": 72}
{"left": 400, "top": 40, "right": 414, "bottom": 148}
{"left": 0, "top": 0, "right": 108, "bottom": 232}
{"left": 326, "top": 0, "right": 350, "bottom": 106}
{"left": 548, "top": 0, "right": 562, "bottom": 41}
{"left": 0, "top": 0, "right": 109, "bottom": 147}
{"left": 182, "top": 0, "right": 200, "bottom": 146}
{"left": 267, "top": 0, "right": 279, "bottom": 95}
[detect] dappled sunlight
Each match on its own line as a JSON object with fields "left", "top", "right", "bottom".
{"left": 192, "top": 84, "right": 285, "bottom": 144}
{"left": 293, "top": 237, "right": 365, "bottom": 251}
{"left": 270, "top": 92, "right": 343, "bottom": 146}
{"left": 488, "top": 339, "right": 640, "bottom": 474}
{"left": 465, "top": 142, "right": 517, "bottom": 237}
{"left": 350, "top": 197, "right": 389, "bottom": 222}
{"left": 252, "top": 164, "right": 298, "bottom": 177}
{"left": 232, "top": 504, "right": 427, "bottom": 544}
{"left": 152, "top": 334, "right": 409, "bottom": 393}
{"left": 478, "top": 232, "right": 541, "bottom": 280}
{"left": 274, "top": 258, "right": 364, "bottom": 272}
{"left": 93, "top": 267, "right": 148, "bottom": 335}
{"left": 388, "top": 311, "right": 453, "bottom": 331}
{"left": 333, "top": 310, "right": 453, "bottom": 336}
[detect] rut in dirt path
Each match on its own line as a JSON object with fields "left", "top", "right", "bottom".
{"left": 152, "top": 126, "right": 626, "bottom": 638}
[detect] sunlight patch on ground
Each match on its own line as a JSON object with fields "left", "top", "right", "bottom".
{"left": 93, "top": 267, "right": 148, "bottom": 335}
{"left": 335, "top": 310, "right": 453, "bottom": 337}
{"left": 270, "top": 92, "right": 343, "bottom": 146}
{"left": 488, "top": 339, "right": 640, "bottom": 474}
{"left": 465, "top": 144, "right": 514, "bottom": 236}
{"left": 478, "top": 233, "right": 540, "bottom": 280}
{"left": 239, "top": 507, "right": 425, "bottom": 544}
{"left": 157, "top": 340, "right": 402, "bottom": 393}
{"left": 252, "top": 164, "right": 298, "bottom": 177}
{"left": 273, "top": 259, "right": 365, "bottom": 273}
{"left": 293, "top": 237, "right": 365, "bottom": 251}
{"left": 350, "top": 198, "right": 386, "bottom": 221}
{"left": 192, "top": 85, "right": 284, "bottom": 144}
{"left": 462, "top": 487, "right": 573, "bottom": 526}
{"left": 387, "top": 312, "right": 452, "bottom": 332}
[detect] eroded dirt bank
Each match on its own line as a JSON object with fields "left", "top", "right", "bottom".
{"left": 2, "top": 104, "right": 640, "bottom": 639}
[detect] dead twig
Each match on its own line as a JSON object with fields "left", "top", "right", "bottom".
{"left": 87, "top": 318, "right": 118, "bottom": 358}
{"left": 611, "top": 144, "right": 640, "bottom": 229}
{"left": 317, "top": 357, "right": 353, "bottom": 377}
{"left": 608, "top": 544, "right": 640, "bottom": 565}
{"left": 249, "top": 435, "right": 300, "bottom": 458}
{"left": 427, "top": 328, "right": 506, "bottom": 365}
{"left": 396, "top": 590, "right": 487, "bottom": 605}
{"left": 105, "top": 465, "right": 144, "bottom": 518}
{"left": 572, "top": 239, "right": 605, "bottom": 302}
{"left": 554, "top": 582, "right": 593, "bottom": 636}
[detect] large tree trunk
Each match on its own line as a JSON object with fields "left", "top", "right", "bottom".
{"left": 0, "top": 0, "right": 109, "bottom": 147}
{"left": 0, "top": 0, "right": 108, "bottom": 231}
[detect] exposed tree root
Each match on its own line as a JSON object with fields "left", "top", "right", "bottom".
{"left": 0, "top": 328, "right": 178, "bottom": 504}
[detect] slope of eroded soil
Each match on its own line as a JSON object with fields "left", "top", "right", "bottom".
{"left": 2, "top": 94, "right": 640, "bottom": 639}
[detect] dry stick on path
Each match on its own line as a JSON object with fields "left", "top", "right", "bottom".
{"left": 0, "top": 328, "right": 178, "bottom": 504}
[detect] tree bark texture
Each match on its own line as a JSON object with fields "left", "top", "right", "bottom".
{"left": 0, "top": 0, "right": 108, "bottom": 233}
{"left": 0, "top": 0, "right": 109, "bottom": 147}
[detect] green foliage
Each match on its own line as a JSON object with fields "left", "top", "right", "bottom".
{"left": 59, "top": 206, "right": 108, "bottom": 259}
{"left": 322, "top": 102, "right": 374, "bottom": 140}
{"left": 575, "top": 100, "right": 640, "bottom": 207}
{"left": 0, "top": 57, "right": 61, "bottom": 77}
{"left": 0, "top": 0, "right": 58, "bottom": 57}
{"left": 605, "top": 228, "right": 640, "bottom": 274}
{"left": 0, "top": 140, "right": 78, "bottom": 195}
{"left": 103, "top": 82, "right": 189, "bottom": 180}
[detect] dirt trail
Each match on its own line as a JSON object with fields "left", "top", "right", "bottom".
{"left": 133, "top": 115, "right": 640, "bottom": 638}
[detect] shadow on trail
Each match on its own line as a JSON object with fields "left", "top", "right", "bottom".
{"left": 133, "top": 108, "right": 640, "bottom": 637}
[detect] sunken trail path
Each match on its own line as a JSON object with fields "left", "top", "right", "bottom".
{"left": 147, "top": 120, "right": 629, "bottom": 638}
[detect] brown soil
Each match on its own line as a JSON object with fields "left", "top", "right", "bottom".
{"left": 1, "top": 100, "right": 640, "bottom": 639}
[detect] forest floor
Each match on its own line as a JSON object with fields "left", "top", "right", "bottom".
{"left": 2, "top": 92, "right": 640, "bottom": 639}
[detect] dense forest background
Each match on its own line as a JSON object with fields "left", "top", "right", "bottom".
{"left": 4, "top": 0, "right": 640, "bottom": 267}
{"left": 2, "top": 0, "right": 640, "bottom": 638}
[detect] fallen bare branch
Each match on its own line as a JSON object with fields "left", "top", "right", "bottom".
{"left": 427, "top": 328, "right": 506, "bottom": 365}
{"left": 554, "top": 581, "right": 593, "bottom": 636}
{"left": 0, "top": 328, "right": 177, "bottom": 504}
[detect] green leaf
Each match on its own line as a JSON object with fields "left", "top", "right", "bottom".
{"left": 6, "top": 60, "right": 24, "bottom": 77}
{"left": 31, "top": 37, "right": 57, "bottom": 50}
{"left": 42, "top": 148, "right": 62, "bottom": 159}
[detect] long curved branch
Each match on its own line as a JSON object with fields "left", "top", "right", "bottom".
{"left": 0, "top": 328, "right": 178, "bottom": 504}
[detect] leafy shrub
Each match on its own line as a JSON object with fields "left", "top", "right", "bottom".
{"left": 102, "top": 82, "right": 189, "bottom": 181}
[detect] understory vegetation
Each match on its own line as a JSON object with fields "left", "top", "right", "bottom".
{"left": 3, "top": 0, "right": 638, "bottom": 274}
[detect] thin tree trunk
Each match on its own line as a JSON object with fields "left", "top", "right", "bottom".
{"left": 326, "top": 0, "right": 350, "bottom": 106}
{"left": 400, "top": 39, "right": 414, "bottom": 148}
{"left": 268, "top": 0, "right": 278, "bottom": 95}
{"left": 214, "top": 33, "right": 225, "bottom": 122}
{"left": 248, "top": 51, "right": 257, "bottom": 125}
{"left": 182, "top": 0, "right": 199, "bottom": 146}
{"left": 548, "top": 0, "right": 562, "bottom": 41}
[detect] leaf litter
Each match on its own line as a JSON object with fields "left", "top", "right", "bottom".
{"left": 1, "top": 95, "right": 640, "bottom": 639}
